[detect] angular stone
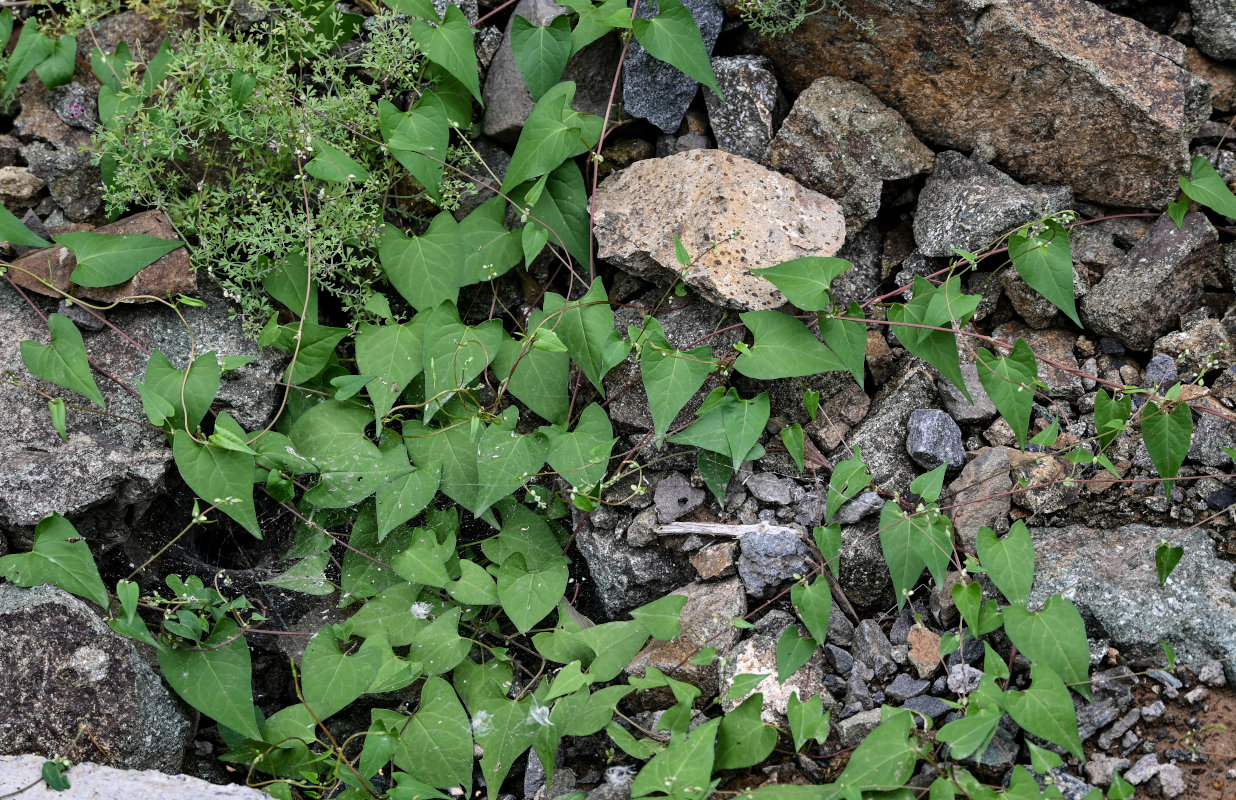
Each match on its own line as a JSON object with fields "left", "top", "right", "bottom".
{"left": 719, "top": 631, "right": 835, "bottom": 724}
{"left": 481, "top": 0, "right": 620, "bottom": 141}
{"left": 626, "top": 578, "right": 746, "bottom": 700}
{"left": 574, "top": 513, "right": 693, "bottom": 618}
{"left": 9, "top": 210, "right": 194, "bottom": 304}
{"left": 1081, "top": 212, "right": 1224, "bottom": 352}
{"left": 913, "top": 151, "right": 1070, "bottom": 258}
{"left": 744, "top": 472, "right": 795, "bottom": 505}
{"left": 762, "top": 76, "right": 933, "bottom": 229}
{"left": 1001, "top": 265, "right": 1082, "bottom": 329}
{"left": 1193, "top": 0, "right": 1236, "bottom": 61}
{"left": 807, "top": 381, "right": 870, "bottom": 451}
{"left": 704, "top": 55, "right": 783, "bottom": 161}
{"left": 1007, "top": 451, "right": 1079, "bottom": 515}
{"left": 689, "top": 540, "right": 738, "bottom": 579}
{"left": 833, "top": 491, "right": 881, "bottom": 525}
{"left": 20, "top": 142, "right": 101, "bottom": 222}
{"left": 835, "top": 707, "right": 882, "bottom": 745}
{"left": 906, "top": 409, "right": 966, "bottom": 471}
{"left": 885, "top": 673, "right": 929, "bottom": 703}
{"left": 937, "top": 362, "right": 998, "bottom": 425}
{"left": 852, "top": 619, "right": 896, "bottom": 680}
{"left": 751, "top": 0, "right": 1210, "bottom": 207}
{"left": 0, "top": 167, "right": 45, "bottom": 212}
{"left": 593, "top": 150, "right": 845, "bottom": 311}
{"left": 737, "top": 527, "right": 811, "bottom": 597}
{"left": 624, "top": 0, "right": 723, "bottom": 133}
{"left": 0, "top": 584, "right": 193, "bottom": 771}
{"left": 1085, "top": 754, "right": 1131, "bottom": 788}
{"left": 906, "top": 625, "right": 942, "bottom": 679}
{"left": 655, "top": 473, "right": 705, "bottom": 523}
{"left": 946, "top": 447, "right": 1012, "bottom": 553}
{"left": 1031, "top": 524, "right": 1236, "bottom": 686}
{"left": 0, "top": 755, "right": 266, "bottom": 800}
{"left": 1153, "top": 318, "right": 1233, "bottom": 382}
{"left": 13, "top": 82, "right": 93, "bottom": 153}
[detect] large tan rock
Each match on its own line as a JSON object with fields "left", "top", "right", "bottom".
{"left": 593, "top": 149, "right": 845, "bottom": 310}
{"left": 751, "top": 0, "right": 1210, "bottom": 208}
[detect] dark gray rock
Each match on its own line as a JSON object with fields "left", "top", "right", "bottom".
{"left": 842, "top": 671, "right": 875, "bottom": 714}
{"left": 654, "top": 473, "right": 704, "bottom": 523}
{"left": 826, "top": 605, "right": 855, "bottom": 647}
{"left": 852, "top": 619, "right": 896, "bottom": 680}
{"left": 1031, "top": 525, "right": 1236, "bottom": 685}
{"left": 20, "top": 142, "right": 101, "bottom": 222}
{"left": 623, "top": 0, "right": 723, "bottom": 133}
{"left": 952, "top": 713, "right": 1018, "bottom": 783}
{"left": 901, "top": 694, "right": 951, "bottom": 722}
{"left": 1193, "top": 0, "right": 1236, "bottom": 60}
{"left": 0, "top": 584, "right": 193, "bottom": 771}
{"left": 1081, "top": 212, "right": 1224, "bottom": 351}
{"left": 838, "top": 517, "right": 894, "bottom": 612}
{"left": 736, "top": 527, "right": 811, "bottom": 597}
{"left": 762, "top": 76, "right": 933, "bottom": 229}
{"left": 906, "top": 409, "right": 967, "bottom": 471}
{"left": 704, "top": 55, "right": 783, "bottom": 161}
{"left": 825, "top": 643, "right": 853, "bottom": 677}
{"left": 574, "top": 513, "right": 693, "bottom": 618}
{"left": 835, "top": 707, "right": 882, "bottom": 745}
{"left": 885, "top": 673, "right": 929, "bottom": 703}
{"left": 49, "top": 82, "right": 100, "bottom": 132}
{"left": 913, "top": 151, "right": 1071, "bottom": 258}
{"left": 937, "top": 363, "right": 999, "bottom": 424}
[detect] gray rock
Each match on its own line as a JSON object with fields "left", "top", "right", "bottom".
{"left": 946, "top": 663, "right": 983, "bottom": 694}
{"left": 913, "top": 151, "right": 1071, "bottom": 258}
{"left": 573, "top": 513, "right": 693, "bottom": 617}
{"left": 945, "top": 447, "right": 1012, "bottom": 553}
{"left": 954, "top": 714, "right": 1018, "bottom": 783}
{"left": 1001, "top": 265, "right": 1084, "bottom": 330}
{"left": 737, "top": 527, "right": 811, "bottom": 597}
{"left": 852, "top": 619, "right": 896, "bottom": 680}
{"left": 655, "top": 473, "right": 704, "bottom": 523}
{"left": 1197, "top": 660, "right": 1227, "bottom": 686}
{"left": 1085, "top": 754, "right": 1131, "bottom": 788}
{"left": 885, "top": 673, "right": 929, "bottom": 703}
{"left": 1081, "top": 212, "right": 1224, "bottom": 351}
{"left": 744, "top": 472, "right": 795, "bottom": 505}
{"left": 1157, "top": 763, "right": 1188, "bottom": 798}
{"left": 1140, "top": 699, "right": 1166, "bottom": 720}
{"left": 623, "top": 0, "right": 723, "bottom": 133}
{"left": 49, "top": 82, "right": 100, "bottom": 132}
{"left": 1031, "top": 525, "right": 1236, "bottom": 686}
{"left": 762, "top": 76, "right": 933, "bottom": 229}
{"left": 842, "top": 671, "right": 875, "bottom": 714}
{"left": 1023, "top": 768, "right": 1097, "bottom": 800}
{"left": 0, "top": 755, "right": 266, "bottom": 799}
{"left": 826, "top": 605, "right": 855, "bottom": 647}
{"left": 0, "top": 283, "right": 283, "bottom": 545}
{"left": 719, "top": 631, "right": 835, "bottom": 723}
{"left": 1193, "top": 0, "right": 1236, "bottom": 60}
{"left": 1124, "top": 753, "right": 1160, "bottom": 785}
{"left": 825, "top": 643, "right": 853, "bottom": 677}
{"left": 831, "top": 223, "right": 884, "bottom": 308}
{"left": 0, "top": 585, "right": 193, "bottom": 771}
{"left": 704, "top": 55, "right": 783, "bottom": 161}
{"left": 906, "top": 409, "right": 967, "bottom": 472}
{"left": 834, "top": 491, "right": 882, "bottom": 525}
{"left": 835, "top": 707, "right": 882, "bottom": 745}
{"left": 481, "top": 0, "right": 619, "bottom": 141}
{"left": 837, "top": 517, "right": 894, "bottom": 612}
{"left": 901, "top": 694, "right": 951, "bottom": 722}
{"left": 937, "top": 363, "right": 998, "bottom": 424}
{"left": 20, "top": 142, "right": 101, "bottom": 222}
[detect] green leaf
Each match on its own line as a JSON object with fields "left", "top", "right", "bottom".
{"left": 543, "top": 280, "right": 629, "bottom": 396}
{"left": 1108, "top": 771, "right": 1135, "bottom": 800}
{"left": 262, "top": 249, "right": 318, "bottom": 322}
{"left": 0, "top": 202, "right": 51, "bottom": 247}
{"left": 475, "top": 408, "right": 548, "bottom": 515}
{"left": 510, "top": 15, "right": 572, "bottom": 100}
{"left": 1095, "top": 389, "right": 1131, "bottom": 452}
{"left": 47, "top": 397, "right": 67, "bottom": 442}
{"left": 669, "top": 388, "right": 769, "bottom": 472}
{"left": 790, "top": 576, "right": 831, "bottom": 644}
{"left": 141, "top": 349, "right": 220, "bottom": 432}
{"left": 412, "top": 606, "right": 471, "bottom": 676}
{"left": 1180, "top": 155, "right": 1236, "bottom": 218}
{"left": 459, "top": 196, "right": 523, "bottom": 284}
{"left": 410, "top": 4, "right": 482, "bottom": 103}
{"left": 814, "top": 524, "right": 842, "bottom": 578}
{"left": 951, "top": 580, "right": 982, "bottom": 635}
{"left": 1027, "top": 741, "right": 1064, "bottom": 773}
{"left": 405, "top": 420, "right": 481, "bottom": 515}
{"left": 494, "top": 313, "right": 570, "bottom": 426}
{"left": 975, "top": 521, "right": 1035, "bottom": 606}
{"left": 630, "top": 593, "right": 688, "bottom": 640}
{"left": 750, "top": 257, "right": 853, "bottom": 311}
{"left": 786, "top": 692, "right": 830, "bottom": 753}
{"left": 40, "top": 760, "right": 70, "bottom": 791}
{"left": 291, "top": 401, "right": 414, "bottom": 509}
{"left": 304, "top": 136, "right": 370, "bottom": 183}
{"left": 576, "top": 621, "right": 651, "bottom": 682}
{"left": 878, "top": 501, "right": 926, "bottom": 611}
{"left": 909, "top": 510, "right": 953, "bottom": 591}
{"left": 834, "top": 711, "right": 920, "bottom": 792}
{"left": 172, "top": 428, "right": 260, "bottom": 537}
{"left": 158, "top": 619, "right": 259, "bottom": 740}
{"left": 726, "top": 672, "right": 770, "bottom": 701}
{"left": 606, "top": 720, "right": 658, "bottom": 759}
{"left": 301, "top": 626, "right": 383, "bottom": 720}
{"left": 887, "top": 277, "right": 980, "bottom": 401}
{"left": 781, "top": 423, "right": 805, "bottom": 472}
{"left": 937, "top": 707, "right": 1001, "bottom": 760}
{"left": 497, "top": 552, "right": 569, "bottom": 633}
{"left": 630, "top": 717, "right": 719, "bottom": 800}
{"left": 393, "top": 525, "right": 455, "bottom": 588}
{"left": 55, "top": 231, "right": 184, "bottom": 288}
{"left": 0, "top": 512, "right": 108, "bottom": 607}
{"left": 698, "top": 449, "right": 733, "bottom": 506}
{"left": 380, "top": 94, "right": 449, "bottom": 203}
{"left": 560, "top": 0, "right": 629, "bottom": 54}
{"left": 502, "top": 81, "right": 602, "bottom": 193}
{"left": 637, "top": 316, "right": 714, "bottom": 442}
{"left": 420, "top": 305, "right": 502, "bottom": 420}
{"left": 1009, "top": 218, "right": 1080, "bottom": 326}
{"left": 775, "top": 627, "right": 816, "bottom": 683}
{"left": 543, "top": 402, "right": 615, "bottom": 490}
{"left": 825, "top": 447, "right": 872, "bottom": 524}
{"left": 1167, "top": 194, "right": 1189, "bottom": 229}
{"left": 381, "top": 678, "right": 473, "bottom": 792}
{"left": 3, "top": 22, "right": 52, "bottom": 99}
{"left": 818, "top": 303, "right": 867, "bottom": 388}
{"left": 735, "top": 310, "right": 847, "bottom": 379}
{"left": 1003, "top": 595, "right": 1092, "bottom": 701}
{"left": 473, "top": 697, "right": 539, "bottom": 800}
{"left": 20, "top": 314, "right": 105, "bottom": 408}
{"left": 1141, "top": 401, "right": 1192, "bottom": 498}
{"left": 380, "top": 214, "right": 464, "bottom": 311}
{"left": 674, "top": 233, "right": 691, "bottom": 266}
{"left": 1155, "top": 540, "right": 1184, "bottom": 586}
{"left": 376, "top": 461, "right": 440, "bottom": 541}
{"left": 630, "top": 0, "right": 721, "bottom": 100}
{"left": 976, "top": 339, "right": 1038, "bottom": 450}
{"left": 1002, "top": 665, "right": 1084, "bottom": 759}
{"left": 716, "top": 694, "right": 777, "bottom": 770}
{"left": 357, "top": 318, "right": 424, "bottom": 424}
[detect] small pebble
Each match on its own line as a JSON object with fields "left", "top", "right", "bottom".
{"left": 1184, "top": 686, "right": 1209, "bottom": 705}
{"left": 1141, "top": 700, "right": 1166, "bottom": 720}
{"left": 1196, "top": 660, "right": 1227, "bottom": 687}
